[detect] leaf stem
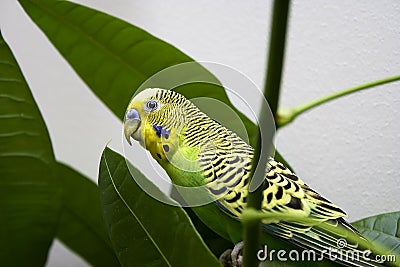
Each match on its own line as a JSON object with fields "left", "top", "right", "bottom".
{"left": 243, "top": 1, "right": 291, "bottom": 266}
{"left": 277, "top": 75, "right": 400, "bottom": 128}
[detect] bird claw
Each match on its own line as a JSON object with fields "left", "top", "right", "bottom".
{"left": 219, "top": 241, "right": 244, "bottom": 267}
{"left": 219, "top": 249, "right": 233, "bottom": 267}
{"left": 231, "top": 241, "right": 244, "bottom": 267}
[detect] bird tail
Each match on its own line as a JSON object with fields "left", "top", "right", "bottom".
{"left": 263, "top": 218, "right": 393, "bottom": 267}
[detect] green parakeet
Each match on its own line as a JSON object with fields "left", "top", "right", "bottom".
{"left": 124, "top": 88, "right": 386, "bottom": 267}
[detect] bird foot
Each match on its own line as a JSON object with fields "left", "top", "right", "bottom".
{"left": 219, "top": 241, "right": 244, "bottom": 267}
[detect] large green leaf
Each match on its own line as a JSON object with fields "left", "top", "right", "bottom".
{"left": 18, "top": 0, "right": 293, "bottom": 170}
{"left": 0, "top": 30, "right": 118, "bottom": 265}
{"left": 0, "top": 30, "right": 61, "bottom": 266}
{"left": 56, "top": 162, "right": 120, "bottom": 266}
{"left": 352, "top": 211, "right": 400, "bottom": 265}
{"left": 98, "top": 147, "right": 221, "bottom": 267}
{"left": 17, "top": 0, "right": 256, "bottom": 140}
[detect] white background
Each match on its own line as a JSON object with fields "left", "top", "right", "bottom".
{"left": 0, "top": 1, "right": 399, "bottom": 266}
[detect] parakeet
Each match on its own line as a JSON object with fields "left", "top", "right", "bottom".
{"left": 124, "top": 88, "right": 385, "bottom": 267}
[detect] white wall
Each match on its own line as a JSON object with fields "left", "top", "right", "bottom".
{"left": 0, "top": 1, "right": 399, "bottom": 266}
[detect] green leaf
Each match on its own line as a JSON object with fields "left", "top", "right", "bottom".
{"left": 56, "top": 162, "right": 120, "bottom": 267}
{"left": 0, "top": 30, "right": 61, "bottom": 266}
{"left": 17, "top": 0, "right": 255, "bottom": 140}
{"left": 18, "top": 0, "right": 295, "bottom": 172}
{"left": 98, "top": 147, "right": 221, "bottom": 267}
{"left": 184, "top": 207, "right": 234, "bottom": 257}
{"left": 352, "top": 211, "right": 400, "bottom": 263}
{"left": 0, "top": 30, "right": 118, "bottom": 265}
{"left": 170, "top": 187, "right": 234, "bottom": 257}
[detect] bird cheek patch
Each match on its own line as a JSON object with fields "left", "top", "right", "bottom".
{"left": 163, "top": 144, "right": 170, "bottom": 152}
{"left": 151, "top": 124, "right": 171, "bottom": 139}
{"left": 152, "top": 124, "right": 163, "bottom": 137}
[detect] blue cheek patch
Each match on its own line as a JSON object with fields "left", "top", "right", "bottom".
{"left": 152, "top": 125, "right": 162, "bottom": 137}
{"left": 152, "top": 125, "right": 171, "bottom": 139}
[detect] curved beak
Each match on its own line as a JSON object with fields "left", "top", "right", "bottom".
{"left": 124, "top": 109, "right": 141, "bottom": 145}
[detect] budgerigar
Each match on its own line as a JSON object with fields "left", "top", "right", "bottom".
{"left": 124, "top": 88, "right": 385, "bottom": 267}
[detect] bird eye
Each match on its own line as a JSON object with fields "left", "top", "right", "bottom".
{"left": 145, "top": 100, "right": 159, "bottom": 111}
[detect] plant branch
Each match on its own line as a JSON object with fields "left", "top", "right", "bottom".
{"left": 243, "top": 1, "right": 291, "bottom": 266}
{"left": 277, "top": 74, "right": 400, "bottom": 128}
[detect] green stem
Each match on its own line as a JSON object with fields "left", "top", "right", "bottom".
{"left": 277, "top": 75, "right": 400, "bottom": 128}
{"left": 243, "top": 1, "right": 291, "bottom": 266}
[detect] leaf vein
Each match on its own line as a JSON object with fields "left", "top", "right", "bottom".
{"left": 103, "top": 154, "right": 172, "bottom": 267}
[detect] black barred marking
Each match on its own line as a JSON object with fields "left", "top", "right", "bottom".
{"left": 283, "top": 182, "right": 292, "bottom": 190}
{"left": 200, "top": 162, "right": 209, "bottom": 169}
{"left": 277, "top": 162, "right": 287, "bottom": 170}
{"left": 210, "top": 169, "right": 218, "bottom": 183}
{"left": 200, "top": 156, "right": 211, "bottom": 163}
{"left": 159, "top": 89, "right": 166, "bottom": 99}
{"left": 220, "top": 133, "right": 230, "bottom": 139}
{"left": 163, "top": 144, "right": 169, "bottom": 152}
{"left": 219, "top": 167, "right": 236, "bottom": 181}
{"left": 209, "top": 185, "right": 227, "bottom": 195}
{"left": 267, "top": 192, "right": 273, "bottom": 203}
{"left": 195, "top": 119, "right": 210, "bottom": 127}
{"left": 234, "top": 207, "right": 242, "bottom": 213}
{"left": 272, "top": 206, "right": 281, "bottom": 212}
{"left": 281, "top": 221, "right": 310, "bottom": 230}
{"left": 203, "top": 165, "right": 212, "bottom": 172}
{"left": 186, "top": 129, "right": 206, "bottom": 143}
{"left": 283, "top": 173, "right": 298, "bottom": 181}
{"left": 293, "top": 182, "right": 300, "bottom": 192}
{"left": 264, "top": 181, "right": 270, "bottom": 189}
{"left": 223, "top": 172, "right": 238, "bottom": 185}
{"left": 213, "top": 156, "right": 224, "bottom": 166}
{"left": 311, "top": 193, "right": 329, "bottom": 201}
{"left": 319, "top": 203, "right": 344, "bottom": 214}
{"left": 337, "top": 217, "right": 359, "bottom": 233}
{"left": 204, "top": 171, "right": 213, "bottom": 178}
{"left": 226, "top": 192, "right": 241, "bottom": 203}
{"left": 275, "top": 186, "right": 283, "bottom": 200}
{"left": 218, "top": 142, "right": 232, "bottom": 148}
{"left": 287, "top": 197, "right": 302, "bottom": 210}
{"left": 268, "top": 172, "right": 278, "bottom": 179}
{"left": 230, "top": 177, "right": 242, "bottom": 188}
{"left": 156, "top": 153, "right": 162, "bottom": 159}
{"left": 312, "top": 209, "right": 330, "bottom": 217}
{"left": 305, "top": 187, "right": 319, "bottom": 195}
{"left": 226, "top": 156, "right": 240, "bottom": 164}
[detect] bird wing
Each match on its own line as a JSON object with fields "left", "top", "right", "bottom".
{"left": 193, "top": 122, "right": 384, "bottom": 266}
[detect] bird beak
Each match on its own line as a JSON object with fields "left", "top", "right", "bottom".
{"left": 124, "top": 109, "right": 141, "bottom": 145}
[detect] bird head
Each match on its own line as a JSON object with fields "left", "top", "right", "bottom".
{"left": 123, "top": 88, "right": 191, "bottom": 146}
